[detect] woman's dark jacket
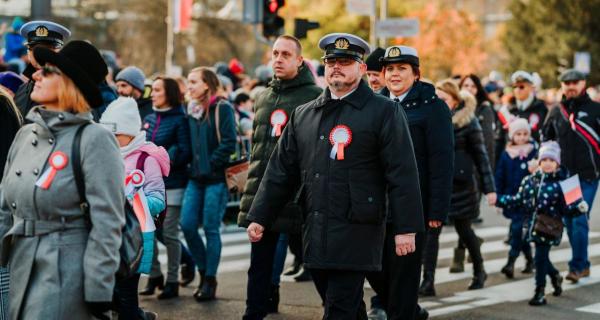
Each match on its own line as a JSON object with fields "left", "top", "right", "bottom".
{"left": 143, "top": 106, "right": 191, "bottom": 189}
{"left": 188, "top": 98, "right": 237, "bottom": 185}
{"left": 449, "top": 96, "right": 495, "bottom": 220}
{"left": 0, "top": 96, "right": 21, "bottom": 182}
{"left": 380, "top": 82, "right": 454, "bottom": 222}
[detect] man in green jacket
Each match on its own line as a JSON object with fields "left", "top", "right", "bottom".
{"left": 238, "top": 35, "right": 322, "bottom": 319}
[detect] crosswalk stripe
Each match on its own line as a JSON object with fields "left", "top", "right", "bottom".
{"left": 576, "top": 302, "right": 600, "bottom": 314}
{"left": 434, "top": 242, "right": 600, "bottom": 284}
{"left": 438, "top": 226, "right": 507, "bottom": 244}
{"left": 429, "top": 265, "right": 600, "bottom": 317}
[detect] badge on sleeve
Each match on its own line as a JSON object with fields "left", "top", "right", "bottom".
{"left": 36, "top": 151, "right": 68, "bottom": 189}
{"left": 270, "top": 109, "right": 288, "bottom": 137}
{"left": 329, "top": 125, "right": 352, "bottom": 160}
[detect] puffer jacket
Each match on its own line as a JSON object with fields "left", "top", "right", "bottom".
{"left": 449, "top": 96, "right": 495, "bottom": 220}
{"left": 497, "top": 167, "right": 586, "bottom": 245}
{"left": 238, "top": 63, "right": 322, "bottom": 233}
{"left": 494, "top": 142, "right": 537, "bottom": 219}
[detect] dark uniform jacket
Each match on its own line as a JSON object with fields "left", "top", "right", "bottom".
{"left": 507, "top": 96, "right": 547, "bottom": 142}
{"left": 238, "top": 64, "right": 322, "bottom": 233}
{"left": 14, "top": 64, "right": 37, "bottom": 121}
{"left": 542, "top": 93, "right": 600, "bottom": 181}
{"left": 247, "top": 80, "right": 423, "bottom": 272}
{"left": 450, "top": 98, "right": 496, "bottom": 220}
{"left": 380, "top": 82, "right": 454, "bottom": 222}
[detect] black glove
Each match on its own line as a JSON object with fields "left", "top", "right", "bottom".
{"left": 86, "top": 301, "right": 112, "bottom": 320}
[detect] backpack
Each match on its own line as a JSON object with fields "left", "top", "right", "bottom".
{"left": 72, "top": 124, "right": 164, "bottom": 279}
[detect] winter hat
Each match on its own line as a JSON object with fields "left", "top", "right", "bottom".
{"left": 365, "top": 47, "right": 385, "bottom": 72}
{"left": 538, "top": 141, "right": 561, "bottom": 165}
{"left": 33, "top": 40, "right": 107, "bottom": 108}
{"left": 508, "top": 118, "right": 530, "bottom": 140}
{"left": 99, "top": 97, "right": 141, "bottom": 137}
{"left": 0, "top": 71, "right": 25, "bottom": 94}
{"left": 115, "top": 66, "right": 146, "bottom": 92}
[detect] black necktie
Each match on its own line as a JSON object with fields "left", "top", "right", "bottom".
{"left": 394, "top": 98, "right": 400, "bottom": 102}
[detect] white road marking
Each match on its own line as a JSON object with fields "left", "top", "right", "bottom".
{"left": 577, "top": 303, "right": 600, "bottom": 314}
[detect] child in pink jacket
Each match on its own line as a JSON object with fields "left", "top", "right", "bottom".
{"left": 100, "top": 97, "right": 170, "bottom": 320}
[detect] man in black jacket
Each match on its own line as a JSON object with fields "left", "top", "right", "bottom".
{"left": 13, "top": 21, "right": 70, "bottom": 118}
{"left": 246, "top": 33, "right": 423, "bottom": 319}
{"left": 366, "top": 46, "right": 454, "bottom": 320}
{"left": 543, "top": 69, "right": 600, "bottom": 283}
{"left": 239, "top": 35, "right": 322, "bottom": 320}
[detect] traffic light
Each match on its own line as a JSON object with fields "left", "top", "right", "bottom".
{"left": 294, "top": 18, "right": 320, "bottom": 39}
{"left": 263, "top": 0, "right": 285, "bottom": 38}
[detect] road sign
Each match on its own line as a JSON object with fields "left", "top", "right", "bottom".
{"left": 375, "top": 18, "right": 419, "bottom": 38}
{"left": 346, "top": 0, "right": 375, "bottom": 16}
{"left": 574, "top": 51, "right": 591, "bottom": 74}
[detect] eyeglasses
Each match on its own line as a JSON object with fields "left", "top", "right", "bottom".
{"left": 512, "top": 85, "right": 526, "bottom": 90}
{"left": 323, "top": 58, "right": 355, "bottom": 67}
{"left": 41, "top": 65, "right": 62, "bottom": 77}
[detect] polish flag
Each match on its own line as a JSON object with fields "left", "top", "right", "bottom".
{"left": 497, "top": 106, "right": 513, "bottom": 129}
{"left": 559, "top": 174, "right": 583, "bottom": 206}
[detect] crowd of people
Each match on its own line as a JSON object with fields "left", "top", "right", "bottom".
{"left": 0, "top": 18, "right": 599, "bottom": 320}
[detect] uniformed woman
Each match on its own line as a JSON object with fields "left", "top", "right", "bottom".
{"left": 0, "top": 40, "right": 125, "bottom": 320}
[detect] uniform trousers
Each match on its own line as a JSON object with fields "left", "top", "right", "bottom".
{"left": 310, "top": 269, "right": 367, "bottom": 320}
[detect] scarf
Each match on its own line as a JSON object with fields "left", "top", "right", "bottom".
{"left": 505, "top": 143, "right": 534, "bottom": 160}
{"left": 188, "top": 95, "right": 219, "bottom": 120}
{"left": 120, "top": 132, "right": 148, "bottom": 158}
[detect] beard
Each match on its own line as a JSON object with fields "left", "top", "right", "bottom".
{"left": 330, "top": 80, "right": 354, "bottom": 91}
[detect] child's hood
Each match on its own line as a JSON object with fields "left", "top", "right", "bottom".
{"left": 129, "top": 143, "right": 171, "bottom": 177}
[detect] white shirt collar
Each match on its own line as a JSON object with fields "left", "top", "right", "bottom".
{"left": 390, "top": 87, "right": 412, "bottom": 102}
{"left": 330, "top": 86, "right": 359, "bottom": 100}
{"left": 517, "top": 94, "right": 535, "bottom": 111}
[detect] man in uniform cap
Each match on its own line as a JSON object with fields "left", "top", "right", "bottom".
{"left": 503, "top": 70, "right": 547, "bottom": 142}
{"left": 366, "top": 45, "right": 454, "bottom": 320}
{"left": 365, "top": 47, "right": 385, "bottom": 93}
{"left": 542, "top": 69, "right": 600, "bottom": 284}
{"left": 14, "top": 20, "right": 71, "bottom": 118}
{"left": 246, "top": 33, "right": 423, "bottom": 319}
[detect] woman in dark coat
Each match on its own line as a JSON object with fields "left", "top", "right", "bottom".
{"left": 432, "top": 80, "right": 496, "bottom": 290}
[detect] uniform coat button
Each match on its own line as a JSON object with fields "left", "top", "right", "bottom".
{"left": 31, "top": 139, "right": 38, "bottom": 146}
{"left": 15, "top": 170, "right": 22, "bottom": 176}
{"left": 48, "top": 138, "right": 54, "bottom": 144}
{"left": 320, "top": 135, "right": 325, "bottom": 140}
{"left": 368, "top": 197, "right": 373, "bottom": 202}
{"left": 58, "top": 113, "right": 65, "bottom": 120}
{"left": 314, "top": 173, "right": 320, "bottom": 178}
{"left": 33, "top": 168, "right": 40, "bottom": 175}
{"left": 11, "top": 203, "right": 16, "bottom": 209}
{"left": 32, "top": 128, "right": 38, "bottom": 134}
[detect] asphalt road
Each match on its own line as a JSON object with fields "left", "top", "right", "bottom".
{"left": 139, "top": 194, "right": 600, "bottom": 319}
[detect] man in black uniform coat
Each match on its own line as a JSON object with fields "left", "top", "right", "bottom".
{"left": 13, "top": 21, "right": 71, "bottom": 118}
{"left": 246, "top": 33, "right": 424, "bottom": 319}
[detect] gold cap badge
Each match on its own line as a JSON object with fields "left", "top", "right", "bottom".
{"left": 389, "top": 47, "right": 401, "bottom": 58}
{"left": 35, "top": 26, "right": 49, "bottom": 37}
{"left": 334, "top": 38, "right": 350, "bottom": 50}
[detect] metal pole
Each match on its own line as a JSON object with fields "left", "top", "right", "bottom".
{"left": 31, "top": 0, "right": 52, "bottom": 19}
{"left": 378, "top": 0, "right": 387, "bottom": 47}
{"left": 369, "top": 0, "right": 376, "bottom": 47}
{"left": 165, "top": 0, "right": 174, "bottom": 75}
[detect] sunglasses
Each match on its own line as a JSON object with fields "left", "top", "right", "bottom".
{"left": 512, "top": 85, "right": 527, "bottom": 90}
{"left": 323, "top": 58, "right": 355, "bottom": 67}
{"left": 41, "top": 65, "right": 62, "bottom": 77}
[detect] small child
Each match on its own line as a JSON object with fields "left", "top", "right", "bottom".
{"left": 100, "top": 97, "right": 170, "bottom": 320}
{"left": 496, "top": 141, "right": 588, "bottom": 306}
{"left": 495, "top": 118, "right": 537, "bottom": 278}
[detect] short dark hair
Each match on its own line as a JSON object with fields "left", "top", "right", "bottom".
{"left": 154, "top": 76, "right": 182, "bottom": 107}
{"left": 411, "top": 65, "right": 421, "bottom": 81}
{"left": 234, "top": 92, "right": 250, "bottom": 105}
{"left": 275, "top": 35, "right": 302, "bottom": 55}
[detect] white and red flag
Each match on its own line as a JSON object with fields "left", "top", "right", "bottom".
{"left": 559, "top": 174, "right": 584, "bottom": 206}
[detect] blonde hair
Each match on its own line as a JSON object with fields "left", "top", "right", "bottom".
{"left": 0, "top": 86, "right": 23, "bottom": 125}
{"left": 57, "top": 74, "right": 90, "bottom": 113}
{"left": 436, "top": 79, "right": 460, "bottom": 103}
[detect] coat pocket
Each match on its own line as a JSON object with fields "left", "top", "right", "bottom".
{"left": 348, "top": 183, "right": 385, "bottom": 225}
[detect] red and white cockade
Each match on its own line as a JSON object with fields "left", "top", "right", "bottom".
{"left": 36, "top": 151, "right": 68, "bottom": 190}
{"left": 329, "top": 125, "right": 352, "bottom": 160}
{"left": 270, "top": 109, "right": 288, "bottom": 137}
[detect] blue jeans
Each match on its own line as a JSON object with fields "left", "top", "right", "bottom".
{"left": 180, "top": 181, "right": 229, "bottom": 277}
{"left": 534, "top": 244, "right": 558, "bottom": 287}
{"left": 508, "top": 216, "right": 531, "bottom": 258}
{"left": 564, "top": 178, "right": 598, "bottom": 272}
{"left": 272, "top": 234, "right": 288, "bottom": 285}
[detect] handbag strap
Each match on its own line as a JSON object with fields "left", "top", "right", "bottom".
{"left": 71, "top": 122, "right": 92, "bottom": 219}
{"left": 213, "top": 100, "right": 248, "bottom": 158}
